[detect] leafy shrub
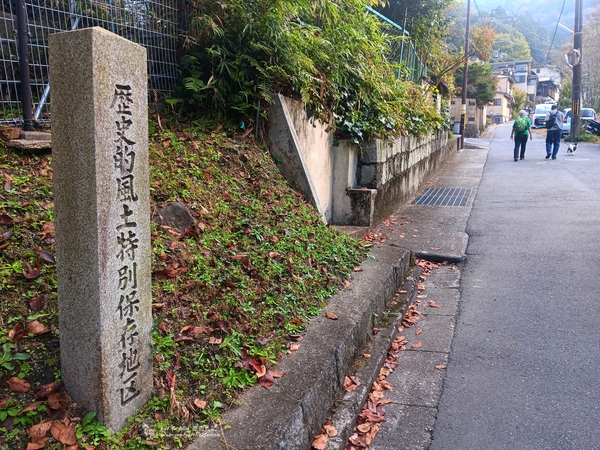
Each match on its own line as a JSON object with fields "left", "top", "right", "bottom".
{"left": 171, "top": 0, "right": 444, "bottom": 143}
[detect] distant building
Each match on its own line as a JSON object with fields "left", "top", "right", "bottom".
{"left": 531, "top": 64, "right": 563, "bottom": 104}
{"left": 448, "top": 97, "right": 486, "bottom": 137}
{"left": 491, "top": 60, "right": 538, "bottom": 106}
{"left": 489, "top": 75, "right": 514, "bottom": 124}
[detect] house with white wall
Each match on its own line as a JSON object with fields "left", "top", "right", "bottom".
{"left": 531, "top": 64, "right": 563, "bottom": 104}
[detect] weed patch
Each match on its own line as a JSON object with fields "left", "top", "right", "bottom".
{"left": 0, "top": 120, "right": 366, "bottom": 448}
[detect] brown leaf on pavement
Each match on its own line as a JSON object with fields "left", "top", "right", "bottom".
{"left": 311, "top": 434, "right": 328, "bottom": 450}
{"left": 271, "top": 371, "right": 285, "bottom": 378}
{"left": 325, "top": 311, "right": 338, "bottom": 320}
{"left": 8, "top": 377, "right": 31, "bottom": 393}
{"left": 411, "top": 341, "right": 423, "bottom": 349}
{"left": 415, "top": 328, "right": 422, "bottom": 335}
{"left": 323, "top": 423, "right": 337, "bottom": 437}
{"left": 378, "top": 379, "right": 393, "bottom": 391}
{"left": 258, "top": 370, "right": 275, "bottom": 388}
{"left": 428, "top": 300, "right": 443, "bottom": 308}
{"left": 254, "top": 364, "right": 267, "bottom": 378}
{"left": 435, "top": 365, "right": 447, "bottom": 370}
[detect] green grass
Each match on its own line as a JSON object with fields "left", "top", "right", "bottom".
{"left": 0, "top": 119, "right": 367, "bottom": 448}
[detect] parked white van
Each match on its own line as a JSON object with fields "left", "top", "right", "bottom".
{"left": 532, "top": 103, "right": 555, "bottom": 128}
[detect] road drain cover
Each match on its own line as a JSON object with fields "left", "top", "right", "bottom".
{"left": 412, "top": 188, "right": 471, "bottom": 206}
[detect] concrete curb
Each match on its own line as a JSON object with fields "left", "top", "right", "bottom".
{"left": 323, "top": 263, "right": 422, "bottom": 449}
{"left": 189, "top": 245, "right": 415, "bottom": 450}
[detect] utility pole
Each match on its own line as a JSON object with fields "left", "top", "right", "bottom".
{"left": 460, "top": 0, "right": 471, "bottom": 149}
{"left": 571, "top": 0, "right": 583, "bottom": 138}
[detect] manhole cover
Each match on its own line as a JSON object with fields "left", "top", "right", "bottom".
{"left": 412, "top": 188, "right": 471, "bottom": 206}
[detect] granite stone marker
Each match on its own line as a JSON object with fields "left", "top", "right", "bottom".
{"left": 49, "top": 27, "right": 152, "bottom": 431}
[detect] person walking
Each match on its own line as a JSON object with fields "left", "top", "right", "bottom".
{"left": 510, "top": 110, "right": 532, "bottom": 161}
{"left": 545, "top": 105, "right": 564, "bottom": 160}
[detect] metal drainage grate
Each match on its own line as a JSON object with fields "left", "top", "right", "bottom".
{"left": 412, "top": 188, "right": 471, "bottom": 206}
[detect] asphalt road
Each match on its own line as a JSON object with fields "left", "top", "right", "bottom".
{"left": 431, "top": 123, "right": 600, "bottom": 449}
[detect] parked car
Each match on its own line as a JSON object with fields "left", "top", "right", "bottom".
{"left": 532, "top": 103, "right": 554, "bottom": 128}
{"left": 561, "top": 108, "right": 597, "bottom": 137}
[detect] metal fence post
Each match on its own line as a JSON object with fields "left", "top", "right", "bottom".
{"left": 15, "top": 0, "right": 33, "bottom": 131}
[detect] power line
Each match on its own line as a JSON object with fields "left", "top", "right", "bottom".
{"left": 545, "top": 0, "right": 567, "bottom": 63}
{"left": 472, "top": 0, "right": 486, "bottom": 24}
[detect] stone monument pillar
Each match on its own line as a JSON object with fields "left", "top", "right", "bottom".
{"left": 49, "top": 27, "right": 152, "bottom": 432}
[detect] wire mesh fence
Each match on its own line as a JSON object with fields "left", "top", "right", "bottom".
{"left": 366, "top": 7, "right": 427, "bottom": 83}
{"left": 0, "top": 0, "right": 180, "bottom": 127}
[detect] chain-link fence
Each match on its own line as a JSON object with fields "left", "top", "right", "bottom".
{"left": 366, "top": 7, "right": 427, "bottom": 83}
{"left": 0, "top": 0, "right": 181, "bottom": 127}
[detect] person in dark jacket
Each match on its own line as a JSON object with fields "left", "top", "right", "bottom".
{"left": 545, "top": 105, "right": 564, "bottom": 160}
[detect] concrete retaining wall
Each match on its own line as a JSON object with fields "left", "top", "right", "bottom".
{"left": 266, "top": 94, "right": 457, "bottom": 227}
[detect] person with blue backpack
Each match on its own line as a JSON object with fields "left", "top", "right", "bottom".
{"left": 510, "top": 110, "right": 533, "bottom": 161}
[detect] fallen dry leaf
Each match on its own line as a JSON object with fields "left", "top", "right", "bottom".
{"left": 415, "top": 328, "right": 422, "bottom": 335}
{"left": 19, "top": 402, "right": 43, "bottom": 415}
{"left": 357, "top": 423, "right": 371, "bottom": 433}
{"left": 323, "top": 423, "right": 337, "bottom": 437}
{"left": 26, "top": 437, "right": 50, "bottom": 450}
{"left": 435, "top": 365, "right": 447, "bottom": 370}
{"left": 193, "top": 399, "right": 207, "bottom": 409}
{"left": 258, "top": 370, "right": 275, "bottom": 388}
{"left": 36, "top": 248, "right": 55, "bottom": 264}
{"left": 343, "top": 279, "right": 351, "bottom": 288}
{"left": 23, "top": 262, "right": 41, "bottom": 280}
{"left": 8, "top": 377, "right": 31, "bottom": 393}
{"left": 271, "top": 371, "right": 285, "bottom": 378}
{"left": 29, "top": 294, "right": 45, "bottom": 311}
{"left": 411, "top": 341, "right": 423, "bottom": 349}
{"left": 325, "top": 311, "right": 338, "bottom": 320}
{"left": 255, "top": 364, "right": 267, "bottom": 378}
{"left": 34, "top": 382, "right": 62, "bottom": 399}
{"left": 343, "top": 376, "right": 361, "bottom": 392}
{"left": 48, "top": 392, "right": 68, "bottom": 410}
{"left": 428, "top": 300, "right": 443, "bottom": 308}
{"left": 208, "top": 337, "right": 222, "bottom": 345}
{"left": 26, "top": 321, "right": 50, "bottom": 336}
{"left": 9, "top": 323, "right": 25, "bottom": 341}
{"left": 50, "top": 421, "right": 77, "bottom": 446}
{"left": 289, "top": 343, "right": 300, "bottom": 351}
{"left": 311, "top": 434, "right": 328, "bottom": 450}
